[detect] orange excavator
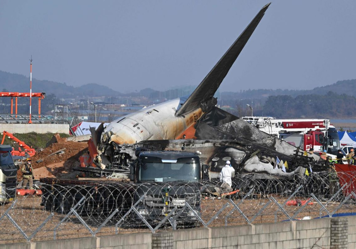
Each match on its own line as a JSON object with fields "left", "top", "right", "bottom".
{"left": 1, "top": 131, "right": 36, "bottom": 157}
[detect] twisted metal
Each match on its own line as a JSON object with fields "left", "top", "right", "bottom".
{"left": 1, "top": 170, "right": 356, "bottom": 244}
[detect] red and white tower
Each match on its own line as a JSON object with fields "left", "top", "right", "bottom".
{"left": 29, "top": 57, "right": 32, "bottom": 124}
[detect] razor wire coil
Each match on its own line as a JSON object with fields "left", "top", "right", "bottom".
{"left": 1, "top": 171, "right": 356, "bottom": 243}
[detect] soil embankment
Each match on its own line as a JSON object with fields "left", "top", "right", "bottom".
{"left": 17, "top": 134, "right": 88, "bottom": 181}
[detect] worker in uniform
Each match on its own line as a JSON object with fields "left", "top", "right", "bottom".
{"left": 21, "top": 158, "right": 34, "bottom": 189}
{"left": 327, "top": 156, "right": 338, "bottom": 196}
{"left": 219, "top": 160, "right": 235, "bottom": 192}
{"left": 346, "top": 148, "right": 355, "bottom": 165}
{"left": 336, "top": 149, "right": 344, "bottom": 164}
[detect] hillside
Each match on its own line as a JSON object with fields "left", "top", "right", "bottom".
{"left": 1, "top": 70, "right": 356, "bottom": 100}
{"left": 220, "top": 80, "right": 356, "bottom": 100}
{"left": 2, "top": 69, "right": 356, "bottom": 119}
{"left": 0, "top": 70, "right": 122, "bottom": 98}
{"left": 309, "top": 80, "right": 356, "bottom": 96}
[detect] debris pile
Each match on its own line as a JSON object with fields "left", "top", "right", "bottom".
{"left": 17, "top": 134, "right": 88, "bottom": 181}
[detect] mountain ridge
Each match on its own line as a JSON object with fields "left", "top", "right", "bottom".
{"left": 0, "top": 70, "right": 355, "bottom": 99}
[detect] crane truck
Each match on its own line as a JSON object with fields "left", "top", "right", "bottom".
{"left": 242, "top": 117, "right": 340, "bottom": 155}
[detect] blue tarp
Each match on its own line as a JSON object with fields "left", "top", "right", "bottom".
{"left": 338, "top": 131, "right": 345, "bottom": 140}
{"left": 338, "top": 131, "right": 356, "bottom": 147}
{"left": 349, "top": 131, "right": 356, "bottom": 138}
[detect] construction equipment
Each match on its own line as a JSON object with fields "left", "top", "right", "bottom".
{"left": 16, "top": 189, "right": 42, "bottom": 196}
{"left": 1, "top": 131, "right": 36, "bottom": 157}
{"left": 242, "top": 117, "right": 340, "bottom": 154}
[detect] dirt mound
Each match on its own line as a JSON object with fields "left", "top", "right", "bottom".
{"left": 33, "top": 162, "right": 63, "bottom": 179}
{"left": 45, "top": 133, "right": 67, "bottom": 147}
{"left": 32, "top": 141, "right": 88, "bottom": 169}
{"left": 17, "top": 134, "right": 88, "bottom": 181}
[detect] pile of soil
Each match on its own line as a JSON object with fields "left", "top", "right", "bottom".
{"left": 17, "top": 134, "right": 88, "bottom": 181}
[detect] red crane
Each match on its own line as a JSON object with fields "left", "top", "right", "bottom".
{"left": 1, "top": 131, "right": 36, "bottom": 157}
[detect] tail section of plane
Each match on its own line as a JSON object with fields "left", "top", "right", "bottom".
{"left": 176, "top": 3, "right": 271, "bottom": 117}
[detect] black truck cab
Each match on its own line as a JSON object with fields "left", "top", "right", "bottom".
{"left": 133, "top": 151, "right": 200, "bottom": 183}
{"left": 130, "top": 151, "right": 202, "bottom": 225}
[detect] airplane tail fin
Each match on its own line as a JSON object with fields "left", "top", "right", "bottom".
{"left": 176, "top": 3, "right": 271, "bottom": 116}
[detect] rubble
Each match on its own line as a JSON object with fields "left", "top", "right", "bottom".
{"left": 16, "top": 134, "right": 88, "bottom": 181}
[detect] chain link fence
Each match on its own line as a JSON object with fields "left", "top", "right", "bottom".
{"left": 1, "top": 170, "right": 356, "bottom": 244}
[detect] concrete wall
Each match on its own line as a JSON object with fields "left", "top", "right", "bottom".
{"left": 172, "top": 218, "right": 331, "bottom": 249}
{"left": 348, "top": 216, "right": 356, "bottom": 248}
{"left": 0, "top": 233, "right": 152, "bottom": 249}
{"left": 0, "top": 124, "right": 69, "bottom": 134}
{"left": 0, "top": 217, "right": 353, "bottom": 249}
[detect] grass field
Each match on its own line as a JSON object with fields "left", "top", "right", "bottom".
{"left": 1, "top": 132, "right": 71, "bottom": 150}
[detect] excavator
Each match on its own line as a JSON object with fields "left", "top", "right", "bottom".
{"left": 1, "top": 131, "right": 36, "bottom": 157}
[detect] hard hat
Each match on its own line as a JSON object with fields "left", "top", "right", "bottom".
{"left": 27, "top": 158, "right": 32, "bottom": 161}
{"left": 226, "top": 160, "right": 231, "bottom": 165}
{"left": 323, "top": 150, "right": 327, "bottom": 152}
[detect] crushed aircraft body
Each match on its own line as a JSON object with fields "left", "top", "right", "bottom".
{"left": 93, "top": 3, "right": 271, "bottom": 169}
{"left": 89, "top": 3, "right": 333, "bottom": 186}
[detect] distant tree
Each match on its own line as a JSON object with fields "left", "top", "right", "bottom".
{"left": 262, "top": 93, "right": 356, "bottom": 119}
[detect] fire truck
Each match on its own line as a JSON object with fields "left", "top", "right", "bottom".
{"left": 242, "top": 117, "right": 340, "bottom": 155}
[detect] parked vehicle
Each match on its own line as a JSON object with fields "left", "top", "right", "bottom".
{"left": 0, "top": 145, "right": 18, "bottom": 203}
{"left": 130, "top": 151, "right": 202, "bottom": 225}
{"left": 41, "top": 150, "right": 204, "bottom": 226}
{"left": 341, "top": 146, "right": 354, "bottom": 156}
{"left": 242, "top": 117, "right": 341, "bottom": 155}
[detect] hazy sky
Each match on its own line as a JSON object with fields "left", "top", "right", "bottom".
{"left": 1, "top": 1, "right": 356, "bottom": 93}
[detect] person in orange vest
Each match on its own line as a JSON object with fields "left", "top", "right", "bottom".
{"left": 21, "top": 158, "right": 33, "bottom": 189}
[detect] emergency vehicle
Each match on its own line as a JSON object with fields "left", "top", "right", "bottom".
{"left": 242, "top": 117, "right": 340, "bottom": 155}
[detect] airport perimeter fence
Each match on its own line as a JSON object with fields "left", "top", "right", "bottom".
{"left": 1, "top": 170, "right": 356, "bottom": 243}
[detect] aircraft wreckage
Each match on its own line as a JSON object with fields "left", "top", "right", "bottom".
{"left": 93, "top": 114, "right": 328, "bottom": 180}
{"left": 84, "top": 2, "right": 333, "bottom": 190}
{"left": 38, "top": 4, "right": 343, "bottom": 223}
{"left": 43, "top": 3, "right": 335, "bottom": 203}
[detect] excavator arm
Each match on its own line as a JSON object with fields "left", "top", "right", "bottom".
{"left": 1, "top": 131, "right": 36, "bottom": 157}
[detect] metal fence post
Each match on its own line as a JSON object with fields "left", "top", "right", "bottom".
{"left": 274, "top": 185, "right": 303, "bottom": 222}
{"left": 54, "top": 196, "right": 85, "bottom": 240}
{"left": 115, "top": 194, "right": 146, "bottom": 234}
{"left": 225, "top": 188, "right": 255, "bottom": 226}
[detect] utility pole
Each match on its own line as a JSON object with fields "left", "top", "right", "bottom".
{"left": 94, "top": 104, "right": 97, "bottom": 122}
{"left": 91, "top": 102, "right": 97, "bottom": 122}
{"left": 29, "top": 56, "right": 33, "bottom": 124}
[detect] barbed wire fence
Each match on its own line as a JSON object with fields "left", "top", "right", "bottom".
{"left": 1, "top": 170, "right": 356, "bottom": 244}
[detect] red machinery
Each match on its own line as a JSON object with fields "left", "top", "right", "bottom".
{"left": 242, "top": 117, "right": 340, "bottom": 153}
{"left": 0, "top": 92, "right": 45, "bottom": 118}
{"left": 16, "top": 189, "right": 42, "bottom": 196}
{"left": 1, "top": 131, "right": 36, "bottom": 157}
